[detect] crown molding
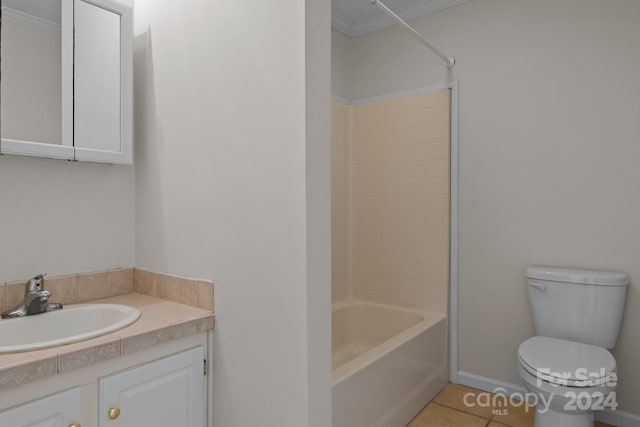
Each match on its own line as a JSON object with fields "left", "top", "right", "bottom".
{"left": 332, "top": 0, "right": 471, "bottom": 38}
{"left": 1, "top": 6, "right": 61, "bottom": 36}
{"left": 331, "top": 10, "right": 356, "bottom": 37}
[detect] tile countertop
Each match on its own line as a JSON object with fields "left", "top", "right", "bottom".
{"left": 0, "top": 293, "right": 214, "bottom": 391}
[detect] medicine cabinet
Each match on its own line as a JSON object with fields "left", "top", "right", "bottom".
{"left": 0, "top": 0, "right": 133, "bottom": 164}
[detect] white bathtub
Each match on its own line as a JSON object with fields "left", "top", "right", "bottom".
{"left": 332, "top": 301, "right": 447, "bottom": 427}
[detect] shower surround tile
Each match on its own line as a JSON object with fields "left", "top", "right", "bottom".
{"left": 332, "top": 90, "right": 451, "bottom": 313}
{"left": 331, "top": 99, "right": 352, "bottom": 303}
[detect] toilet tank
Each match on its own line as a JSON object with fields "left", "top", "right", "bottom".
{"left": 526, "top": 266, "right": 628, "bottom": 348}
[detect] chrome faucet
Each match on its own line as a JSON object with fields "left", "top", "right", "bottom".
{"left": 1, "top": 274, "right": 63, "bottom": 319}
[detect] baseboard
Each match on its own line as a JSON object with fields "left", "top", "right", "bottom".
{"left": 455, "top": 370, "right": 640, "bottom": 427}
{"left": 596, "top": 408, "right": 640, "bottom": 427}
{"left": 456, "top": 370, "right": 526, "bottom": 397}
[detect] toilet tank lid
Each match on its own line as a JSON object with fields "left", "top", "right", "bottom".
{"left": 526, "top": 266, "right": 629, "bottom": 286}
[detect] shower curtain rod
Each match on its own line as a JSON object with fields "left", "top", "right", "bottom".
{"left": 372, "top": 0, "right": 456, "bottom": 68}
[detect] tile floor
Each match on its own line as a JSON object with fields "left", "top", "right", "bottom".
{"left": 408, "top": 384, "right": 615, "bottom": 427}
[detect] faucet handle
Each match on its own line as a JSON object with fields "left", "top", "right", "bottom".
{"left": 25, "top": 273, "right": 47, "bottom": 294}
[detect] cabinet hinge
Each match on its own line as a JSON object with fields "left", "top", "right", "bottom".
{"left": 203, "top": 358, "right": 208, "bottom": 376}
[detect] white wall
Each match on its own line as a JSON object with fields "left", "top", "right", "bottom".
{"left": 331, "top": 28, "right": 349, "bottom": 99}
{"left": 0, "top": 20, "right": 134, "bottom": 284}
{"left": 338, "top": 0, "right": 640, "bottom": 415}
{"left": 134, "top": 1, "right": 330, "bottom": 425}
{"left": 0, "top": 156, "right": 134, "bottom": 282}
{"left": 305, "top": 1, "right": 332, "bottom": 423}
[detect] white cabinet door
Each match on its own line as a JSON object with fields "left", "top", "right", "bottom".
{"left": 0, "top": 0, "right": 75, "bottom": 160}
{"left": 99, "top": 347, "right": 205, "bottom": 427}
{"left": 73, "top": 0, "right": 133, "bottom": 164}
{"left": 0, "top": 0, "right": 133, "bottom": 163}
{"left": 0, "top": 387, "right": 82, "bottom": 427}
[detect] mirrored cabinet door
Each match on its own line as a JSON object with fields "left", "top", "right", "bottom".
{"left": 0, "top": 0, "right": 132, "bottom": 164}
{"left": 0, "top": 0, "right": 74, "bottom": 159}
{"left": 73, "top": 0, "right": 132, "bottom": 164}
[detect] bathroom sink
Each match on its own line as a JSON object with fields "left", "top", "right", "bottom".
{"left": 0, "top": 304, "right": 140, "bottom": 354}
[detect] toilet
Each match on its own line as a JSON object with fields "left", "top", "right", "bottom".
{"left": 518, "top": 266, "right": 628, "bottom": 427}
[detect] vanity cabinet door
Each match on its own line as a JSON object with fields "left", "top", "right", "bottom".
{"left": 99, "top": 347, "right": 205, "bottom": 427}
{"left": 0, "top": 387, "right": 82, "bottom": 427}
{"left": 73, "top": 0, "right": 133, "bottom": 164}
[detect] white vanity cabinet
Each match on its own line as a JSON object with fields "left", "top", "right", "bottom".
{"left": 99, "top": 347, "right": 205, "bottom": 427}
{"left": 0, "top": 387, "right": 83, "bottom": 427}
{"left": 0, "top": 334, "right": 209, "bottom": 427}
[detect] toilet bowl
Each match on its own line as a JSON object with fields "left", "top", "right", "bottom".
{"left": 518, "top": 336, "right": 617, "bottom": 427}
{"left": 519, "top": 266, "right": 628, "bottom": 427}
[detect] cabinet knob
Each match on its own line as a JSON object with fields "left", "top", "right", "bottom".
{"left": 69, "top": 424, "right": 81, "bottom": 427}
{"left": 108, "top": 407, "right": 121, "bottom": 420}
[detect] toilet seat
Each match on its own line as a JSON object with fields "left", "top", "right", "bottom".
{"left": 518, "top": 336, "right": 616, "bottom": 387}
